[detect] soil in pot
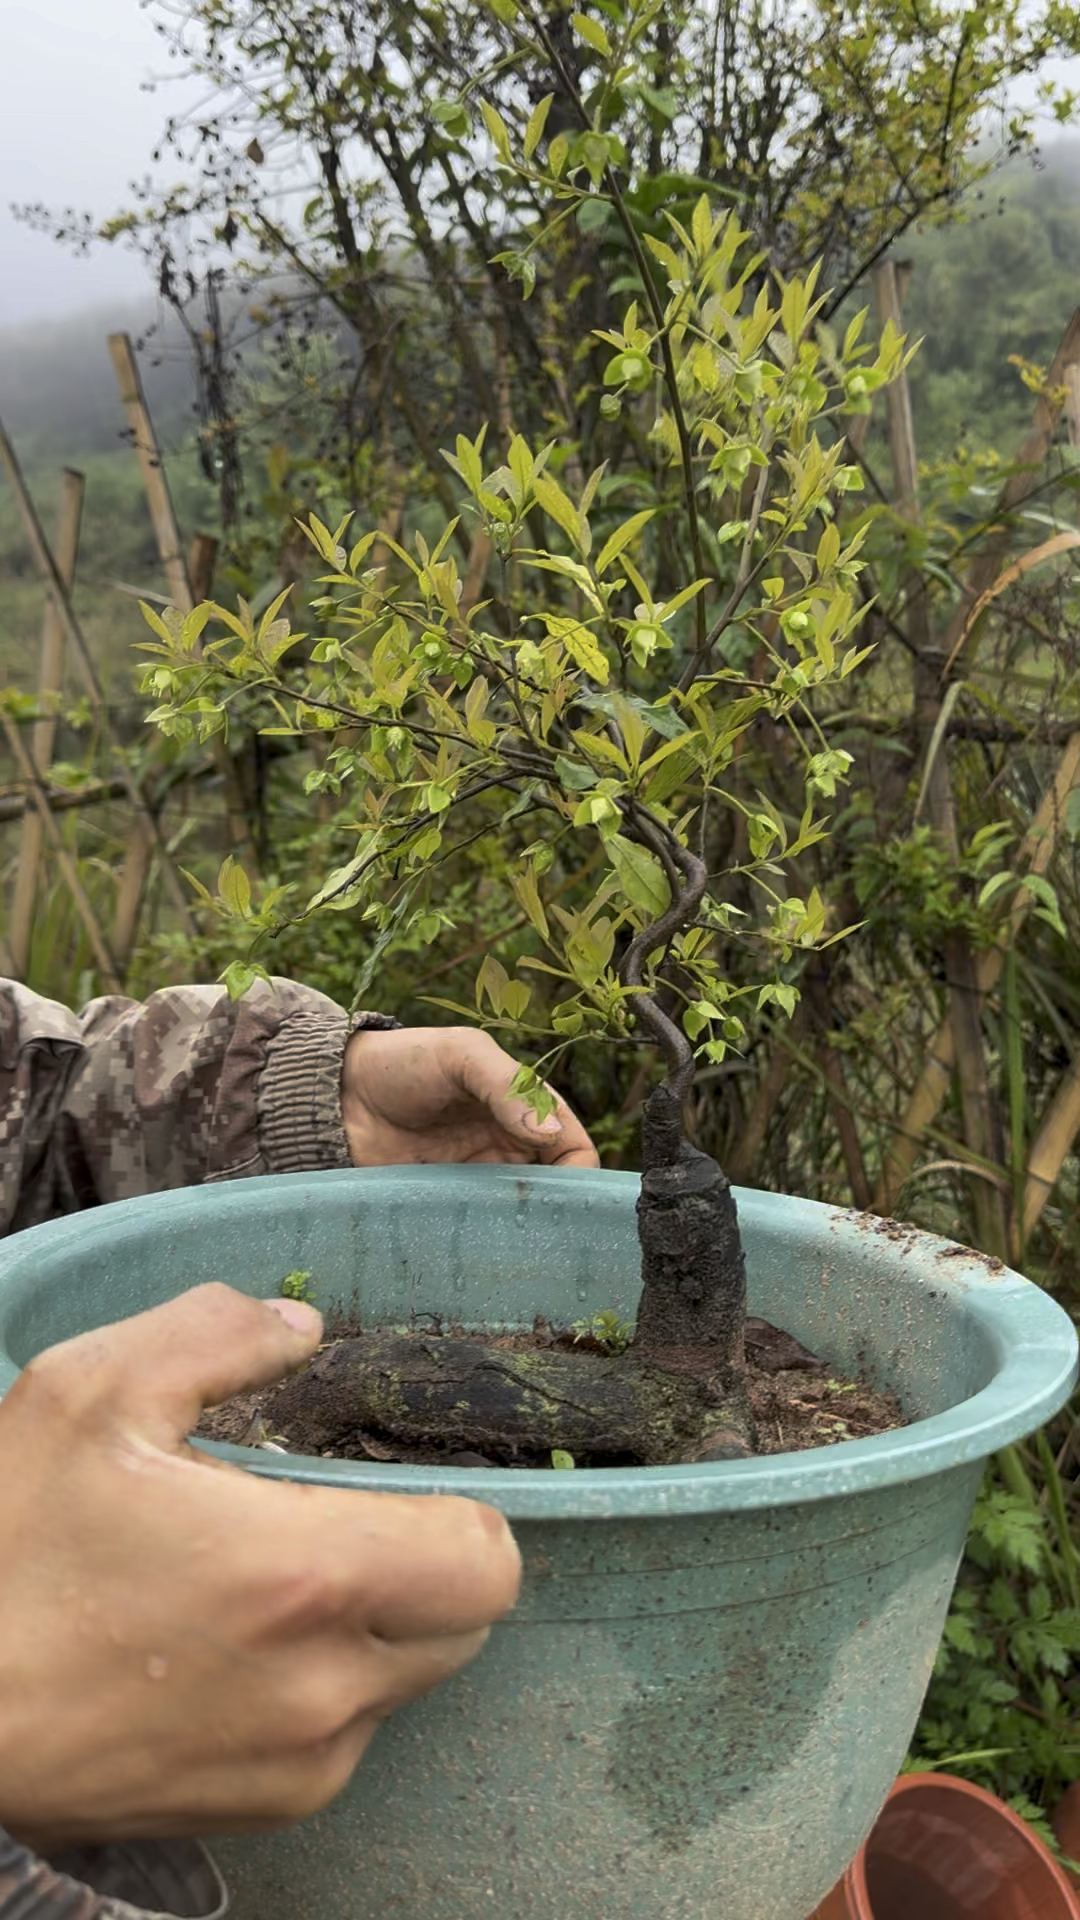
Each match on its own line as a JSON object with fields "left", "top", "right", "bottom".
{"left": 195, "top": 1301, "right": 906, "bottom": 1467}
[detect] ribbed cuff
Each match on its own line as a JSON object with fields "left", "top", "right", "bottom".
{"left": 0, "top": 1824, "right": 106, "bottom": 1918}
{"left": 0, "top": 1827, "right": 226, "bottom": 1919}
{"left": 256, "top": 1008, "right": 400, "bottom": 1177}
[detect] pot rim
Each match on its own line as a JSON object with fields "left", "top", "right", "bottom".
{"left": 0, "top": 1165, "right": 1074, "bottom": 1520}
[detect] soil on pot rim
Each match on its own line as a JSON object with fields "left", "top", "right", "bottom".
{"left": 195, "top": 1308, "right": 906, "bottom": 1468}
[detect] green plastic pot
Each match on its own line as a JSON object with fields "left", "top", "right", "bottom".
{"left": 0, "top": 1166, "right": 1074, "bottom": 1920}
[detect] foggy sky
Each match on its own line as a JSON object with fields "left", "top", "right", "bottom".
{"left": 0, "top": 0, "right": 197, "bottom": 326}
{"left": 2, "top": 1, "right": 1079, "bottom": 333}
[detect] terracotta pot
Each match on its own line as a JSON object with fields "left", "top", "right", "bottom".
{"left": 1052, "top": 1784, "right": 1080, "bottom": 1891}
{"left": 810, "top": 1773, "right": 1080, "bottom": 1920}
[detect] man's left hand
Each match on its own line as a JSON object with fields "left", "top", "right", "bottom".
{"left": 341, "top": 1027, "right": 599, "bottom": 1169}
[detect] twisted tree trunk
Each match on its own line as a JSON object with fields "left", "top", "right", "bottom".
{"left": 265, "top": 808, "right": 756, "bottom": 1467}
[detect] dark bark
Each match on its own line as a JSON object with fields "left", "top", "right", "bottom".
{"left": 263, "top": 1328, "right": 755, "bottom": 1466}
{"left": 634, "top": 1082, "right": 747, "bottom": 1365}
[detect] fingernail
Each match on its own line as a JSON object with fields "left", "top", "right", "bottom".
{"left": 265, "top": 1297, "right": 321, "bottom": 1334}
{"left": 524, "top": 1111, "right": 561, "bottom": 1133}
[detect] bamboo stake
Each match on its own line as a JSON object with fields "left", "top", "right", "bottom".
{"left": 188, "top": 533, "right": 218, "bottom": 605}
{"left": 1066, "top": 365, "right": 1080, "bottom": 451}
{"left": 875, "top": 731, "right": 1080, "bottom": 1211}
{"left": 946, "top": 931, "right": 1007, "bottom": 1254}
{"left": 370, "top": 450, "right": 406, "bottom": 579}
{"left": 805, "top": 968, "right": 871, "bottom": 1209}
{"left": 0, "top": 420, "right": 196, "bottom": 939}
{"left": 107, "top": 334, "right": 253, "bottom": 903}
{"left": 726, "top": 1000, "right": 810, "bottom": 1182}
{"left": 108, "top": 333, "right": 192, "bottom": 607}
{"left": 9, "top": 469, "right": 84, "bottom": 976}
{"left": 820, "top": 1039, "right": 872, "bottom": 1209}
{"left": 1006, "top": 356, "right": 1080, "bottom": 1254}
{"left": 872, "top": 304, "right": 1080, "bottom": 1219}
{"left": 1017, "top": 1055, "right": 1080, "bottom": 1250}
{"left": 460, "top": 528, "right": 494, "bottom": 616}
{"left": 2, "top": 715, "right": 121, "bottom": 991}
{"left": 875, "top": 262, "right": 1006, "bottom": 1250}
{"left": 939, "top": 305, "right": 1080, "bottom": 676}
{"left": 874, "top": 261, "right": 957, "bottom": 841}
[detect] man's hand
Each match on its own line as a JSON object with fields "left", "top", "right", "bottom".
{"left": 341, "top": 1026, "right": 599, "bottom": 1168}
{"left": 0, "top": 1285, "right": 520, "bottom": 1851}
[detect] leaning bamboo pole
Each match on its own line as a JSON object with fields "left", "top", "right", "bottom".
{"left": 875, "top": 261, "right": 1007, "bottom": 1249}
{"left": 726, "top": 1001, "right": 810, "bottom": 1182}
{"left": 873, "top": 305, "right": 1080, "bottom": 1216}
{"left": 9, "top": 468, "right": 83, "bottom": 977}
{"left": 107, "top": 333, "right": 251, "bottom": 953}
{"left": 0, "top": 421, "right": 197, "bottom": 941}
{"left": 1018, "top": 1059, "right": 1080, "bottom": 1252}
{"left": 2, "top": 715, "right": 121, "bottom": 991}
{"left": 1008, "top": 362, "right": 1080, "bottom": 1255}
{"left": 875, "top": 731, "right": 1080, "bottom": 1213}
{"left": 939, "top": 306, "right": 1080, "bottom": 677}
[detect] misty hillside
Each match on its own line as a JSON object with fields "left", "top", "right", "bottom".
{"left": 0, "top": 299, "right": 219, "bottom": 697}
{"left": 0, "top": 139, "right": 1079, "bottom": 693}
{"left": 1, "top": 140, "right": 1079, "bottom": 475}
{"left": 0, "top": 297, "right": 203, "bottom": 461}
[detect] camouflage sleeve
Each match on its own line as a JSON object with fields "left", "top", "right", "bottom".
{"left": 57, "top": 979, "right": 399, "bottom": 1212}
{"left": 0, "top": 983, "right": 83, "bottom": 1236}
{"left": 0, "top": 1826, "right": 227, "bottom": 1917}
{"left": 0, "top": 975, "right": 399, "bottom": 1232}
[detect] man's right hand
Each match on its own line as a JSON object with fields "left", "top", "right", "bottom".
{"left": 0, "top": 1284, "right": 520, "bottom": 1852}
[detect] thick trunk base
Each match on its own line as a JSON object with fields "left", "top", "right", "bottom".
{"left": 264, "top": 1329, "right": 755, "bottom": 1467}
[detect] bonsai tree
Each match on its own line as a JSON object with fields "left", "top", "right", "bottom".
{"left": 140, "top": 32, "right": 907, "bottom": 1459}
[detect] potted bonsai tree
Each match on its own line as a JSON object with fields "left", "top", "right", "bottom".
{"left": 0, "top": 14, "right": 1075, "bottom": 1920}
{"left": 137, "top": 180, "right": 901, "bottom": 1467}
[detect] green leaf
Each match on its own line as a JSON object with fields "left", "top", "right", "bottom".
{"left": 421, "top": 997, "right": 479, "bottom": 1021}
{"left": 218, "top": 855, "right": 252, "bottom": 919}
{"left": 551, "top": 1449, "right": 576, "bottom": 1470}
{"left": 559, "top": 619, "right": 609, "bottom": 685}
{"left": 221, "top": 960, "right": 259, "bottom": 1000}
{"left": 510, "top": 1064, "right": 559, "bottom": 1123}
{"left": 576, "top": 196, "right": 610, "bottom": 234}
{"left": 306, "top": 857, "right": 369, "bottom": 913}
{"left": 571, "top": 726, "right": 629, "bottom": 772}
{"left": 532, "top": 473, "right": 586, "bottom": 551}
{"left": 511, "top": 865, "right": 550, "bottom": 939}
{"left": 607, "top": 834, "right": 671, "bottom": 917}
{"left": 523, "top": 93, "right": 553, "bottom": 160}
{"left": 492, "top": 250, "right": 537, "bottom": 300}
{"left": 527, "top": 553, "right": 602, "bottom": 606}
{"left": 643, "top": 745, "right": 695, "bottom": 806}
{"left": 431, "top": 97, "right": 470, "bottom": 138}
{"left": 479, "top": 98, "right": 512, "bottom": 160}
{"left": 477, "top": 953, "right": 509, "bottom": 1015}
{"left": 450, "top": 430, "right": 485, "bottom": 496}
{"left": 464, "top": 675, "right": 496, "bottom": 745}
{"left": 594, "top": 509, "right": 656, "bottom": 576}
{"left": 582, "top": 692, "right": 687, "bottom": 741}
{"left": 502, "top": 978, "right": 532, "bottom": 1020}
{"left": 571, "top": 12, "right": 611, "bottom": 55}
{"left": 181, "top": 603, "right": 213, "bottom": 652}
{"left": 978, "top": 871, "right": 1016, "bottom": 911}
{"left": 139, "top": 600, "right": 176, "bottom": 648}
{"left": 555, "top": 753, "right": 601, "bottom": 791}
